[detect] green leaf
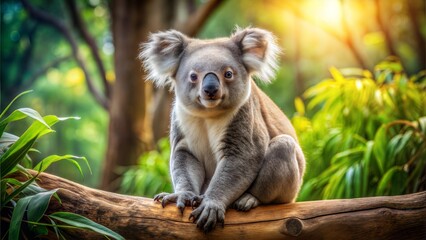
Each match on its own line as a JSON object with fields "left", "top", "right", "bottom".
{"left": 1, "top": 178, "right": 8, "bottom": 202}
{"left": 418, "top": 117, "right": 426, "bottom": 134}
{"left": 0, "top": 132, "right": 19, "bottom": 152}
{"left": 50, "top": 212, "right": 125, "bottom": 240}
{"left": 27, "top": 189, "right": 58, "bottom": 223}
{"left": 362, "top": 141, "right": 374, "bottom": 196}
{"left": 34, "top": 155, "right": 89, "bottom": 176}
{"left": 0, "top": 115, "right": 77, "bottom": 178}
{"left": 29, "top": 224, "right": 49, "bottom": 237}
{"left": 345, "top": 167, "right": 354, "bottom": 198}
{"left": 353, "top": 163, "right": 362, "bottom": 198}
{"left": 20, "top": 183, "right": 48, "bottom": 197}
{"left": 331, "top": 147, "right": 364, "bottom": 164}
{"left": 394, "top": 131, "right": 413, "bottom": 156}
{"left": 329, "top": 66, "right": 345, "bottom": 82}
{"left": 373, "top": 125, "right": 387, "bottom": 175}
{"left": 377, "top": 166, "right": 402, "bottom": 195}
{"left": 0, "top": 134, "right": 39, "bottom": 178}
{"left": 294, "top": 97, "right": 305, "bottom": 115}
{"left": 9, "top": 196, "right": 32, "bottom": 240}
{"left": 0, "top": 108, "right": 51, "bottom": 133}
{"left": 48, "top": 218, "right": 61, "bottom": 239}
{"left": 0, "top": 90, "right": 32, "bottom": 119}
{"left": 1, "top": 172, "right": 39, "bottom": 209}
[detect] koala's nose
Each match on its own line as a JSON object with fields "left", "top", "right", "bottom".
{"left": 202, "top": 73, "right": 220, "bottom": 98}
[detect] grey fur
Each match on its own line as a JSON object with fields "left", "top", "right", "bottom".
{"left": 140, "top": 27, "right": 305, "bottom": 233}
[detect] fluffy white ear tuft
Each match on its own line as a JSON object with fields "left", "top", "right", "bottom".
{"left": 139, "top": 30, "right": 188, "bottom": 87}
{"left": 232, "top": 27, "right": 280, "bottom": 83}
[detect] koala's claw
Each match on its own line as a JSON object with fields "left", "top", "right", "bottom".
{"left": 191, "top": 195, "right": 203, "bottom": 209}
{"left": 153, "top": 191, "right": 197, "bottom": 214}
{"left": 153, "top": 192, "right": 168, "bottom": 202}
{"left": 189, "top": 198, "right": 225, "bottom": 233}
{"left": 177, "top": 202, "right": 185, "bottom": 214}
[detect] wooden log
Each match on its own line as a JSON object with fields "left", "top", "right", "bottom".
{"left": 10, "top": 171, "right": 426, "bottom": 239}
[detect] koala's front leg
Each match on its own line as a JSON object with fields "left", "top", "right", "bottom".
{"left": 189, "top": 153, "right": 262, "bottom": 232}
{"left": 154, "top": 149, "right": 205, "bottom": 214}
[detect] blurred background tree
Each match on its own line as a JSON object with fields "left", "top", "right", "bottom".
{"left": 1, "top": 0, "right": 425, "bottom": 198}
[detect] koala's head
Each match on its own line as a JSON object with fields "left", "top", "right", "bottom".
{"left": 140, "top": 27, "right": 280, "bottom": 117}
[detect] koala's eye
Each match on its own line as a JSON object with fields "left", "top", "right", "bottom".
{"left": 224, "top": 71, "right": 233, "bottom": 79}
{"left": 190, "top": 73, "right": 198, "bottom": 82}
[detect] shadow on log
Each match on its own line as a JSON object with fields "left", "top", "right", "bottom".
{"left": 10, "top": 171, "right": 426, "bottom": 239}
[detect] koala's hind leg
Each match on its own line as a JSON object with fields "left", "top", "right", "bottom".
{"left": 233, "top": 134, "right": 305, "bottom": 211}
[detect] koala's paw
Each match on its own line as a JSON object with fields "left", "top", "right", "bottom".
{"left": 190, "top": 195, "right": 203, "bottom": 209}
{"left": 232, "top": 193, "right": 260, "bottom": 211}
{"left": 189, "top": 198, "right": 225, "bottom": 233}
{"left": 154, "top": 191, "right": 197, "bottom": 214}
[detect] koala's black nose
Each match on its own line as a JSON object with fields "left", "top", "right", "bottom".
{"left": 202, "top": 73, "right": 220, "bottom": 98}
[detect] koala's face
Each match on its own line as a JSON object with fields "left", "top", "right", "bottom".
{"left": 174, "top": 41, "right": 250, "bottom": 115}
{"left": 140, "top": 27, "right": 280, "bottom": 117}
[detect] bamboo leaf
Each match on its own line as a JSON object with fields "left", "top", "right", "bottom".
{"left": 9, "top": 196, "right": 32, "bottom": 240}
{"left": 330, "top": 66, "right": 345, "bottom": 82}
{"left": 331, "top": 147, "right": 364, "bottom": 164}
{"left": 0, "top": 135, "right": 39, "bottom": 178}
{"left": 1, "top": 172, "right": 39, "bottom": 209}
{"left": 0, "top": 132, "right": 19, "bottom": 152}
{"left": 50, "top": 212, "right": 125, "bottom": 240}
{"left": 418, "top": 117, "right": 426, "bottom": 134}
{"left": 34, "top": 155, "right": 88, "bottom": 176}
{"left": 0, "top": 115, "right": 79, "bottom": 178}
{"left": 0, "top": 90, "right": 33, "bottom": 119}
{"left": 353, "top": 163, "right": 362, "bottom": 198}
{"left": 373, "top": 126, "right": 387, "bottom": 175}
{"left": 48, "top": 218, "right": 61, "bottom": 239}
{"left": 20, "top": 183, "right": 47, "bottom": 197}
{"left": 27, "top": 189, "right": 58, "bottom": 223}
{"left": 294, "top": 97, "right": 305, "bottom": 115}
{"left": 377, "top": 166, "right": 402, "bottom": 195}
{"left": 0, "top": 108, "right": 51, "bottom": 131}
{"left": 345, "top": 167, "right": 354, "bottom": 198}
{"left": 362, "top": 141, "right": 374, "bottom": 196}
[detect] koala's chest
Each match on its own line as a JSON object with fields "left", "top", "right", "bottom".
{"left": 177, "top": 115, "right": 232, "bottom": 178}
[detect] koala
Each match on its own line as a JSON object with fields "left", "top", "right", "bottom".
{"left": 140, "top": 27, "right": 305, "bottom": 233}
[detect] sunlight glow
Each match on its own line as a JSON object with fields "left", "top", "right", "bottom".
{"left": 310, "top": 0, "right": 343, "bottom": 27}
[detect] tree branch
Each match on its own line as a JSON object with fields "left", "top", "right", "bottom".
{"left": 176, "top": 0, "right": 224, "bottom": 37}
{"left": 283, "top": 1, "right": 368, "bottom": 69}
{"left": 374, "top": 0, "right": 397, "bottom": 57}
{"left": 64, "top": 0, "right": 111, "bottom": 98}
{"left": 21, "top": 0, "right": 109, "bottom": 110}
{"left": 27, "top": 55, "right": 73, "bottom": 86}
{"left": 7, "top": 170, "right": 426, "bottom": 239}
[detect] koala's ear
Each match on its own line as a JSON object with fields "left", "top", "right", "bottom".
{"left": 139, "top": 30, "right": 188, "bottom": 87}
{"left": 232, "top": 27, "right": 280, "bottom": 83}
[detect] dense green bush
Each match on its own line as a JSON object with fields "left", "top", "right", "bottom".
{"left": 294, "top": 58, "right": 426, "bottom": 200}
{"left": 0, "top": 91, "right": 123, "bottom": 240}
{"left": 119, "top": 138, "right": 172, "bottom": 197}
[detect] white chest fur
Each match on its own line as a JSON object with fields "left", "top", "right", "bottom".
{"left": 175, "top": 104, "right": 236, "bottom": 179}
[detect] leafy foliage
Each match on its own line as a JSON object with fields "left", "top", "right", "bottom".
{"left": 294, "top": 58, "right": 426, "bottom": 200}
{"left": 119, "top": 138, "right": 172, "bottom": 197}
{"left": 0, "top": 91, "right": 123, "bottom": 240}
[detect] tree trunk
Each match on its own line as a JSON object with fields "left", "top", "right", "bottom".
{"left": 101, "top": 0, "right": 172, "bottom": 191}
{"left": 11, "top": 171, "right": 426, "bottom": 240}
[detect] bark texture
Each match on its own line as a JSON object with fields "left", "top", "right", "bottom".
{"left": 11, "top": 171, "right": 426, "bottom": 240}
